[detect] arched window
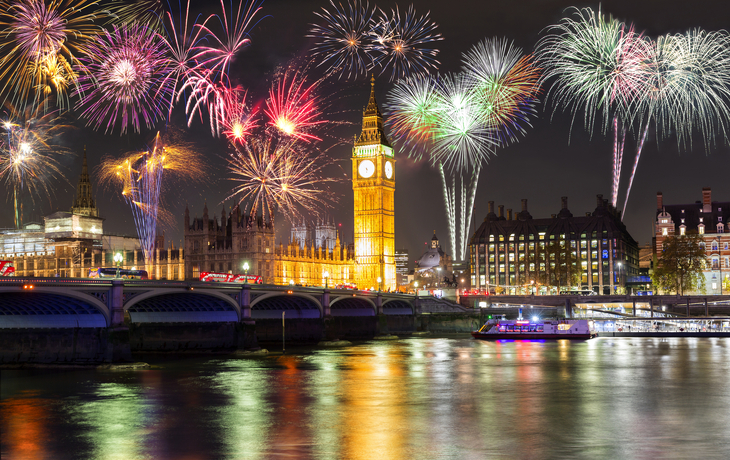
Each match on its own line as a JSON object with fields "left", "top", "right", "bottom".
{"left": 718, "top": 223, "right": 725, "bottom": 233}
{"left": 712, "top": 241, "right": 718, "bottom": 251}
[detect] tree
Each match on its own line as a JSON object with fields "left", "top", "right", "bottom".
{"left": 652, "top": 233, "right": 706, "bottom": 295}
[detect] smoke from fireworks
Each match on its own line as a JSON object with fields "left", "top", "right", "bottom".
{"left": 75, "top": 23, "right": 174, "bottom": 134}
{"left": 99, "top": 128, "right": 203, "bottom": 265}
{"left": 0, "top": 0, "right": 107, "bottom": 110}
{"left": 226, "top": 136, "right": 337, "bottom": 223}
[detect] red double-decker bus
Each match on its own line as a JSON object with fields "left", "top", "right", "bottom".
{"left": 199, "top": 272, "right": 262, "bottom": 284}
{"left": 0, "top": 260, "right": 15, "bottom": 277}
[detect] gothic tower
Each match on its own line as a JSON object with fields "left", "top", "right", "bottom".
{"left": 71, "top": 146, "right": 99, "bottom": 217}
{"left": 352, "top": 77, "right": 396, "bottom": 291}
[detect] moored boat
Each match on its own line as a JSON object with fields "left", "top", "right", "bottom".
{"left": 472, "top": 319, "right": 595, "bottom": 340}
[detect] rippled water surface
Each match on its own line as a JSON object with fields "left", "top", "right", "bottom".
{"left": 3, "top": 336, "right": 730, "bottom": 459}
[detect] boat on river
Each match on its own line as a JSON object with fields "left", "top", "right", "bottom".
{"left": 472, "top": 319, "right": 595, "bottom": 340}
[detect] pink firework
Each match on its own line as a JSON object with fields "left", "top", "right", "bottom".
{"left": 194, "top": 0, "right": 264, "bottom": 78}
{"left": 75, "top": 23, "right": 173, "bottom": 134}
{"left": 178, "top": 69, "right": 231, "bottom": 136}
{"left": 264, "top": 67, "right": 324, "bottom": 142}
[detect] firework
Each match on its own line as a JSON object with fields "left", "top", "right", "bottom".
{"left": 307, "top": 0, "right": 376, "bottom": 79}
{"left": 107, "top": 0, "right": 165, "bottom": 31}
{"left": 0, "top": 102, "right": 68, "bottom": 228}
{"left": 371, "top": 5, "right": 442, "bottom": 81}
{"left": 222, "top": 88, "right": 257, "bottom": 143}
{"left": 75, "top": 23, "right": 174, "bottom": 134}
{"left": 264, "top": 66, "right": 325, "bottom": 142}
{"left": 537, "top": 7, "right": 653, "bottom": 134}
{"left": 159, "top": 0, "right": 213, "bottom": 118}
{"left": 179, "top": 69, "right": 231, "bottom": 136}
{"left": 194, "top": 0, "right": 264, "bottom": 78}
{"left": 225, "top": 136, "right": 337, "bottom": 222}
{"left": 0, "top": 0, "right": 107, "bottom": 110}
{"left": 461, "top": 38, "right": 541, "bottom": 144}
{"left": 384, "top": 75, "right": 439, "bottom": 157}
{"left": 99, "top": 129, "right": 203, "bottom": 266}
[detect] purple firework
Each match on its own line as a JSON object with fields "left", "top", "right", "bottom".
{"left": 74, "top": 23, "right": 173, "bottom": 134}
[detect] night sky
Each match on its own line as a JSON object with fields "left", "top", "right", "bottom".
{"left": 4, "top": 0, "right": 730, "bottom": 266}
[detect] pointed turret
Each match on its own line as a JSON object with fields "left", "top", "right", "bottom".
{"left": 71, "top": 146, "right": 99, "bottom": 217}
{"left": 355, "top": 76, "right": 391, "bottom": 147}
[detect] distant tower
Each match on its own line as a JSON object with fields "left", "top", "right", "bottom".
{"left": 314, "top": 217, "right": 337, "bottom": 251}
{"left": 352, "top": 76, "right": 396, "bottom": 291}
{"left": 291, "top": 220, "right": 309, "bottom": 249}
{"left": 71, "top": 146, "right": 99, "bottom": 217}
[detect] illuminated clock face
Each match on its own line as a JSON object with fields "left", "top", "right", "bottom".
{"left": 384, "top": 161, "right": 393, "bottom": 179}
{"left": 358, "top": 159, "right": 375, "bottom": 178}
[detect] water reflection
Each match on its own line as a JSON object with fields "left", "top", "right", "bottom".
{"left": 2, "top": 337, "right": 730, "bottom": 459}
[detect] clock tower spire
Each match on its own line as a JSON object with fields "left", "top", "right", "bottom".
{"left": 352, "top": 77, "right": 396, "bottom": 291}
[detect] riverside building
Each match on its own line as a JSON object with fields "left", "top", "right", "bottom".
{"left": 654, "top": 187, "right": 730, "bottom": 294}
{"left": 469, "top": 196, "right": 639, "bottom": 295}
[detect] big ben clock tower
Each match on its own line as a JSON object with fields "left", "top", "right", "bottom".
{"left": 353, "top": 76, "right": 396, "bottom": 291}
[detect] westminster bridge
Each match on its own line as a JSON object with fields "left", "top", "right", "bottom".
{"left": 0, "top": 277, "right": 474, "bottom": 364}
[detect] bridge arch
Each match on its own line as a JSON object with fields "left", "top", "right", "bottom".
{"left": 124, "top": 289, "right": 240, "bottom": 322}
{"left": 330, "top": 296, "right": 376, "bottom": 316}
{"left": 250, "top": 292, "right": 322, "bottom": 318}
{"left": 0, "top": 287, "right": 110, "bottom": 327}
{"left": 382, "top": 299, "right": 414, "bottom": 315}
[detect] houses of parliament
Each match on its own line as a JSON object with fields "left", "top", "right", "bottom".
{"left": 184, "top": 78, "right": 397, "bottom": 291}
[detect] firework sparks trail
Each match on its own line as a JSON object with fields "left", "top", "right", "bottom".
{"left": 307, "top": 0, "right": 376, "bottom": 80}
{"left": 371, "top": 5, "right": 442, "bottom": 81}
{"left": 0, "top": 102, "right": 68, "bottom": 228}
{"left": 264, "top": 66, "right": 325, "bottom": 142}
{"left": 384, "top": 75, "right": 439, "bottom": 158}
{"left": 194, "top": 0, "right": 264, "bottom": 79}
{"left": 178, "top": 69, "right": 232, "bottom": 136}
{"left": 99, "top": 129, "right": 203, "bottom": 266}
{"left": 159, "top": 0, "right": 214, "bottom": 118}
{"left": 108, "top": 0, "right": 165, "bottom": 31}
{"left": 612, "top": 116, "right": 625, "bottom": 208}
{"left": 75, "top": 23, "right": 174, "bottom": 134}
{"left": 225, "top": 136, "right": 338, "bottom": 223}
{"left": 622, "top": 122, "right": 649, "bottom": 217}
{"left": 0, "top": 0, "right": 107, "bottom": 110}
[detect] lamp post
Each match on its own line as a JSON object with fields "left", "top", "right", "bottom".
{"left": 414, "top": 281, "right": 418, "bottom": 296}
{"left": 616, "top": 261, "right": 622, "bottom": 294}
{"left": 242, "top": 262, "right": 249, "bottom": 284}
{"left": 377, "top": 276, "right": 382, "bottom": 292}
{"left": 113, "top": 252, "right": 123, "bottom": 278}
{"left": 324, "top": 270, "right": 329, "bottom": 288}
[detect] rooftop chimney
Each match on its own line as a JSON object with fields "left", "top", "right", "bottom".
{"left": 703, "top": 187, "right": 712, "bottom": 213}
{"left": 498, "top": 205, "right": 504, "bottom": 219}
{"left": 507, "top": 209, "right": 512, "bottom": 220}
{"left": 657, "top": 192, "right": 663, "bottom": 211}
{"left": 521, "top": 199, "right": 528, "bottom": 212}
{"left": 596, "top": 194, "right": 603, "bottom": 207}
{"left": 488, "top": 201, "right": 494, "bottom": 214}
{"left": 561, "top": 196, "right": 568, "bottom": 210}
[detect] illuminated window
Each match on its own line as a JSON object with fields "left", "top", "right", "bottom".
{"left": 662, "top": 228, "right": 668, "bottom": 236}
{"left": 699, "top": 225, "right": 705, "bottom": 235}
{"left": 680, "top": 225, "right": 686, "bottom": 236}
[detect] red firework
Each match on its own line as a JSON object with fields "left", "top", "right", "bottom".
{"left": 264, "top": 67, "right": 324, "bottom": 142}
{"left": 222, "top": 89, "right": 258, "bottom": 143}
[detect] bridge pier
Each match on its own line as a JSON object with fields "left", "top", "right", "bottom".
{"left": 109, "top": 280, "right": 125, "bottom": 327}
{"left": 107, "top": 279, "right": 132, "bottom": 362}
{"left": 240, "top": 284, "right": 251, "bottom": 319}
{"left": 322, "top": 289, "right": 330, "bottom": 316}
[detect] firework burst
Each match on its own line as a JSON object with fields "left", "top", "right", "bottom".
{"left": 226, "top": 135, "right": 337, "bottom": 223}
{"left": 264, "top": 66, "right": 326, "bottom": 142}
{"left": 107, "top": 0, "right": 166, "bottom": 31}
{"left": 99, "top": 128, "right": 203, "bottom": 265}
{"left": 307, "top": 0, "right": 376, "bottom": 79}
{"left": 0, "top": 0, "right": 107, "bottom": 110}
{"left": 384, "top": 75, "right": 439, "bottom": 157}
{"left": 222, "top": 88, "right": 257, "bottom": 143}
{"left": 75, "top": 23, "right": 174, "bottom": 134}
{"left": 462, "top": 38, "right": 541, "bottom": 144}
{"left": 371, "top": 5, "right": 442, "bottom": 81}
{"left": 0, "top": 101, "right": 68, "bottom": 228}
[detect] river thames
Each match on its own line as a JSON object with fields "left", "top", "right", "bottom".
{"left": 2, "top": 336, "right": 730, "bottom": 459}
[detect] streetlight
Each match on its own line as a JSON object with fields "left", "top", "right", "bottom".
{"left": 324, "top": 270, "right": 329, "bottom": 288}
{"left": 242, "top": 261, "right": 249, "bottom": 284}
{"left": 113, "top": 252, "right": 123, "bottom": 278}
{"left": 616, "top": 262, "right": 622, "bottom": 294}
{"left": 414, "top": 281, "right": 418, "bottom": 295}
{"left": 377, "top": 276, "right": 382, "bottom": 292}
